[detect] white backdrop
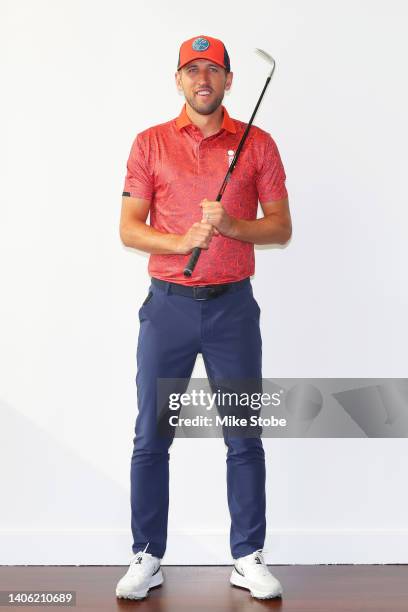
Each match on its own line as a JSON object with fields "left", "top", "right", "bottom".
{"left": 1, "top": 0, "right": 408, "bottom": 565}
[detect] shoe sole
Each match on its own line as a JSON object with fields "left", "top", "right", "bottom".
{"left": 116, "top": 569, "right": 164, "bottom": 600}
{"left": 230, "top": 569, "right": 283, "bottom": 599}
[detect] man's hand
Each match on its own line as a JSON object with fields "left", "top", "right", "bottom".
{"left": 199, "top": 198, "right": 235, "bottom": 237}
{"left": 175, "top": 220, "right": 217, "bottom": 255}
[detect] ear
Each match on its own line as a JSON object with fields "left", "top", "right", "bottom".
{"left": 175, "top": 70, "right": 183, "bottom": 92}
{"left": 225, "top": 71, "right": 233, "bottom": 92}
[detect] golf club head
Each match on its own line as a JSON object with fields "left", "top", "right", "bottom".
{"left": 255, "top": 48, "right": 276, "bottom": 77}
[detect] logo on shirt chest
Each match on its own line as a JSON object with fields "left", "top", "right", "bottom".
{"left": 227, "top": 149, "right": 235, "bottom": 167}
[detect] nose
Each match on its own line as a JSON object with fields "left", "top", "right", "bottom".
{"left": 197, "top": 79, "right": 212, "bottom": 92}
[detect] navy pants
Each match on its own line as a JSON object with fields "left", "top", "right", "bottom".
{"left": 130, "top": 278, "right": 266, "bottom": 559}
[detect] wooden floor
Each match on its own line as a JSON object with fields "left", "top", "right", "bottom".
{"left": 1, "top": 565, "right": 408, "bottom": 611}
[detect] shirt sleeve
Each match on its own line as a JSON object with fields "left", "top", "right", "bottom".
{"left": 122, "top": 134, "right": 154, "bottom": 200}
{"left": 256, "top": 134, "right": 288, "bottom": 202}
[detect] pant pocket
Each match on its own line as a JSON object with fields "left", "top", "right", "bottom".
{"left": 142, "top": 291, "right": 153, "bottom": 306}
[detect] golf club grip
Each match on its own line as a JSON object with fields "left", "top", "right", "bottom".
{"left": 183, "top": 192, "right": 224, "bottom": 277}
{"left": 184, "top": 247, "right": 201, "bottom": 277}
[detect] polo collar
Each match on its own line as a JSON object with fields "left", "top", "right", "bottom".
{"left": 175, "top": 103, "right": 237, "bottom": 134}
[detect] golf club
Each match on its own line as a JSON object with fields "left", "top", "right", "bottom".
{"left": 183, "top": 48, "right": 276, "bottom": 278}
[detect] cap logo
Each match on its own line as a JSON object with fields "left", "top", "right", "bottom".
{"left": 192, "top": 37, "right": 210, "bottom": 51}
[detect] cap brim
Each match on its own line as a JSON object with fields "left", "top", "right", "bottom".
{"left": 178, "top": 56, "right": 227, "bottom": 70}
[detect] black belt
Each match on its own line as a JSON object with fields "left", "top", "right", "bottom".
{"left": 151, "top": 277, "right": 250, "bottom": 300}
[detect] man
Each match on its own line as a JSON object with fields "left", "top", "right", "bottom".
{"left": 116, "top": 35, "right": 292, "bottom": 601}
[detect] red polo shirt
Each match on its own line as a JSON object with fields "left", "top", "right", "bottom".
{"left": 122, "top": 104, "right": 288, "bottom": 286}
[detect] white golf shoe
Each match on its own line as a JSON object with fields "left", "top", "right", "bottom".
{"left": 230, "top": 549, "right": 283, "bottom": 599}
{"left": 115, "top": 547, "right": 163, "bottom": 600}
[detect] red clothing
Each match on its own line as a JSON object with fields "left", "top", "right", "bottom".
{"left": 123, "top": 104, "right": 288, "bottom": 285}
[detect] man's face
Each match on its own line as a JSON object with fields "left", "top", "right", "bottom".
{"left": 175, "top": 59, "right": 233, "bottom": 115}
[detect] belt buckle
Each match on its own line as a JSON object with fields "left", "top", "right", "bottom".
{"left": 193, "top": 286, "right": 209, "bottom": 300}
{"left": 192, "top": 286, "right": 221, "bottom": 300}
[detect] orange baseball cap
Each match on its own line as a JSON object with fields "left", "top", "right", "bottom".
{"left": 177, "top": 35, "right": 231, "bottom": 72}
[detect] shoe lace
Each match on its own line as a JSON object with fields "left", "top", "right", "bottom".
{"left": 130, "top": 543, "right": 155, "bottom": 571}
{"left": 248, "top": 548, "right": 270, "bottom": 576}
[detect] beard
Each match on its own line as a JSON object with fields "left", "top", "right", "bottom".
{"left": 184, "top": 90, "right": 225, "bottom": 115}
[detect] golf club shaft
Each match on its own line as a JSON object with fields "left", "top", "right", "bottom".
{"left": 183, "top": 74, "right": 273, "bottom": 277}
